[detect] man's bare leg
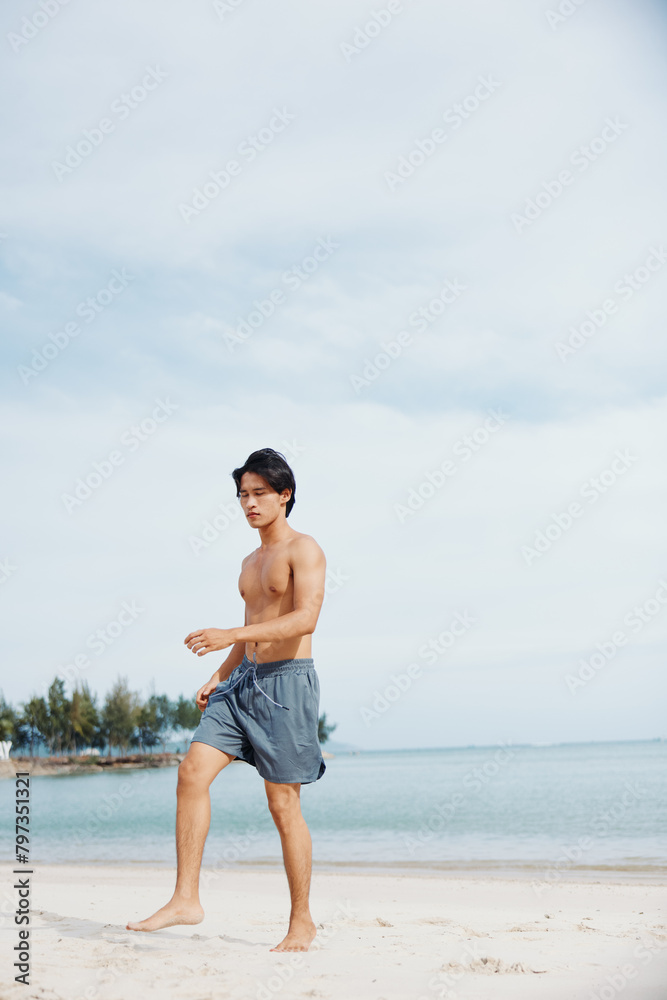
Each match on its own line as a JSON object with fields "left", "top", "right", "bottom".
{"left": 265, "top": 780, "right": 317, "bottom": 952}
{"left": 126, "top": 743, "right": 235, "bottom": 931}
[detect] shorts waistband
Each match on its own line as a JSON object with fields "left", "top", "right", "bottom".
{"left": 241, "top": 654, "right": 314, "bottom": 676}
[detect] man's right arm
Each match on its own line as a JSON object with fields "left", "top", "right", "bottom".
{"left": 212, "top": 641, "right": 245, "bottom": 685}
{"left": 217, "top": 599, "right": 251, "bottom": 682}
{"left": 195, "top": 641, "right": 245, "bottom": 711}
{"left": 196, "top": 597, "right": 248, "bottom": 710}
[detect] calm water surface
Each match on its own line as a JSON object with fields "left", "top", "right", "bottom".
{"left": 1, "top": 741, "right": 664, "bottom": 875}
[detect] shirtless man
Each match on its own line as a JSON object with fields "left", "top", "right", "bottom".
{"left": 127, "top": 448, "right": 327, "bottom": 952}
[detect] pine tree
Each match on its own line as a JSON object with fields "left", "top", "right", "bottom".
{"left": 101, "top": 677, "right": 140, "bottom": 756}
{"left": 173, "top": 694, "right": 201, "bottom": 732}
{"left": 0, "top": 691, "right": 17, "bottom": 742}
{"left": 318, "top": 712, "right": 337, "bottom": 745}
{"left": 136, "top": 691, "right": 175, "bottom": 753}
{"left": 69, "top": 684, "right": 99, "bottom": 753}
{"left": 45, "top": 678, "right": 70, "bottom": 755}
{"left": 19, "top": 697, "right": 49, "bottom": 757}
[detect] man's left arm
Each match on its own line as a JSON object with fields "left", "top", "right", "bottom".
{"left": 185, "top": 538, "right": 326, "bottom": 655}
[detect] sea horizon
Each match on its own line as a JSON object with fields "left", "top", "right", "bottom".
{"left": 6, "top": 733, "right": 665, "bottom": 760}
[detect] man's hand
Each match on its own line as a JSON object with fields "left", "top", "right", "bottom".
{"left": 196, "top": 678, "right": 220, "bottom": 711}
{"left": 185, "top": 628, "right": 236, "bottom": 656}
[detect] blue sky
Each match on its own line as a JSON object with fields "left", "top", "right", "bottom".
{"left": 1, "top": 0, "right": 666, "bottom": 750}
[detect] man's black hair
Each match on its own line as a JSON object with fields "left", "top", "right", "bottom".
{"left": 232, "top": 448, "right": 296, "bottom": 517}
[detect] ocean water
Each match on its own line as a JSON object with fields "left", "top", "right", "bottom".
{"left": 1, "top": 740, "right": 665, "bottom": 876}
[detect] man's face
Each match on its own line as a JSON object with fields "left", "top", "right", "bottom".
{"left": 238, "top": 472, "right": 290, "bottom": 528}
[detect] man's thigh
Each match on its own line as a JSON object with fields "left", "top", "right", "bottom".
{"left": 190, "top": 694, "right": 255, "bottom": 767}
{"left": 246, "top": 668, "right": 325, "bottom": 784}
{"left": 181, "top": 741, "right": 236, "bottom": 786}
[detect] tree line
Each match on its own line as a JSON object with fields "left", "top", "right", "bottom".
{"left": 0, "top": 678, "right": 337, "bottom": 757}
{"left": 0, "top": 677, "right": 206, "bottom": 757}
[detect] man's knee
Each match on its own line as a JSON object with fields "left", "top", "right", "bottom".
{"left": 266, "top": 790, "right": 301, "bottom": 827}
{"left": 177, "top": 756, "right": 205, "bottom": 791}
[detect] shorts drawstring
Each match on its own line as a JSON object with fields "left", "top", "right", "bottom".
{"left": 251, "top": 651, "right": 290, "bottom": 709}
{"left": 213, "top": 651, "right": 289, "bottom": 710}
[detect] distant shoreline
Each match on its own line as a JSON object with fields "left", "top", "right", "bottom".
{"left": 0, "top": 749, "right": 335, "bottom": 778}
{"left": 0, "top": 753, "right": 184, "bottom": 778}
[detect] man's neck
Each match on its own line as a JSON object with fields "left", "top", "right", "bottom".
{"left": 257, "top": 518, "right": 291, "bottom": 548}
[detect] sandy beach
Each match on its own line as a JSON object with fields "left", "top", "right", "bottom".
{"left": 2, "top": 864, "right": 665, "bottom": 1000}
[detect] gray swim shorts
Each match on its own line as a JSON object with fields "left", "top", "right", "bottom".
{"left": 191, "top": 654, "right": 326, "bottom": 784}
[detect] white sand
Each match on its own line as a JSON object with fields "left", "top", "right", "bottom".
{"left": 1, "top": 864, "right": 665, "bottom": 1000}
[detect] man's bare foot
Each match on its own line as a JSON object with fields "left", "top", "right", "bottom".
{"left": 126, "top": 899, "right": 204, "bottom": 932}
{"left": 270, "top": 916, "right": 317, "bottom": 952}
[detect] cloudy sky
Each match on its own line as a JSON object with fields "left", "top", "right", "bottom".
{"left": 1, "top": 0, "right": 666, "bottom": 750}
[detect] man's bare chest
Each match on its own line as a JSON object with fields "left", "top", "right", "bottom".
{"left": 239, "top": 552, "right": 292, "bottom": 602}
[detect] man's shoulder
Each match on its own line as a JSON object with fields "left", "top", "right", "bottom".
{"left": 287, "top": 531, "right": 325, "bottom": 560}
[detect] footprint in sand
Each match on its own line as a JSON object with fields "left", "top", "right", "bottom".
{"left": 441, "top": 957, "right": 547, "bottom": 975}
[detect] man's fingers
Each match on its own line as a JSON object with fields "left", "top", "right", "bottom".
{"left": 184, "top": 630, "right": 202, "bottom": 645}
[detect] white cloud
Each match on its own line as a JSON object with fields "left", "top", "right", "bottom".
{"left": 0, "top": 291, "right": 21, "bottom": 310}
